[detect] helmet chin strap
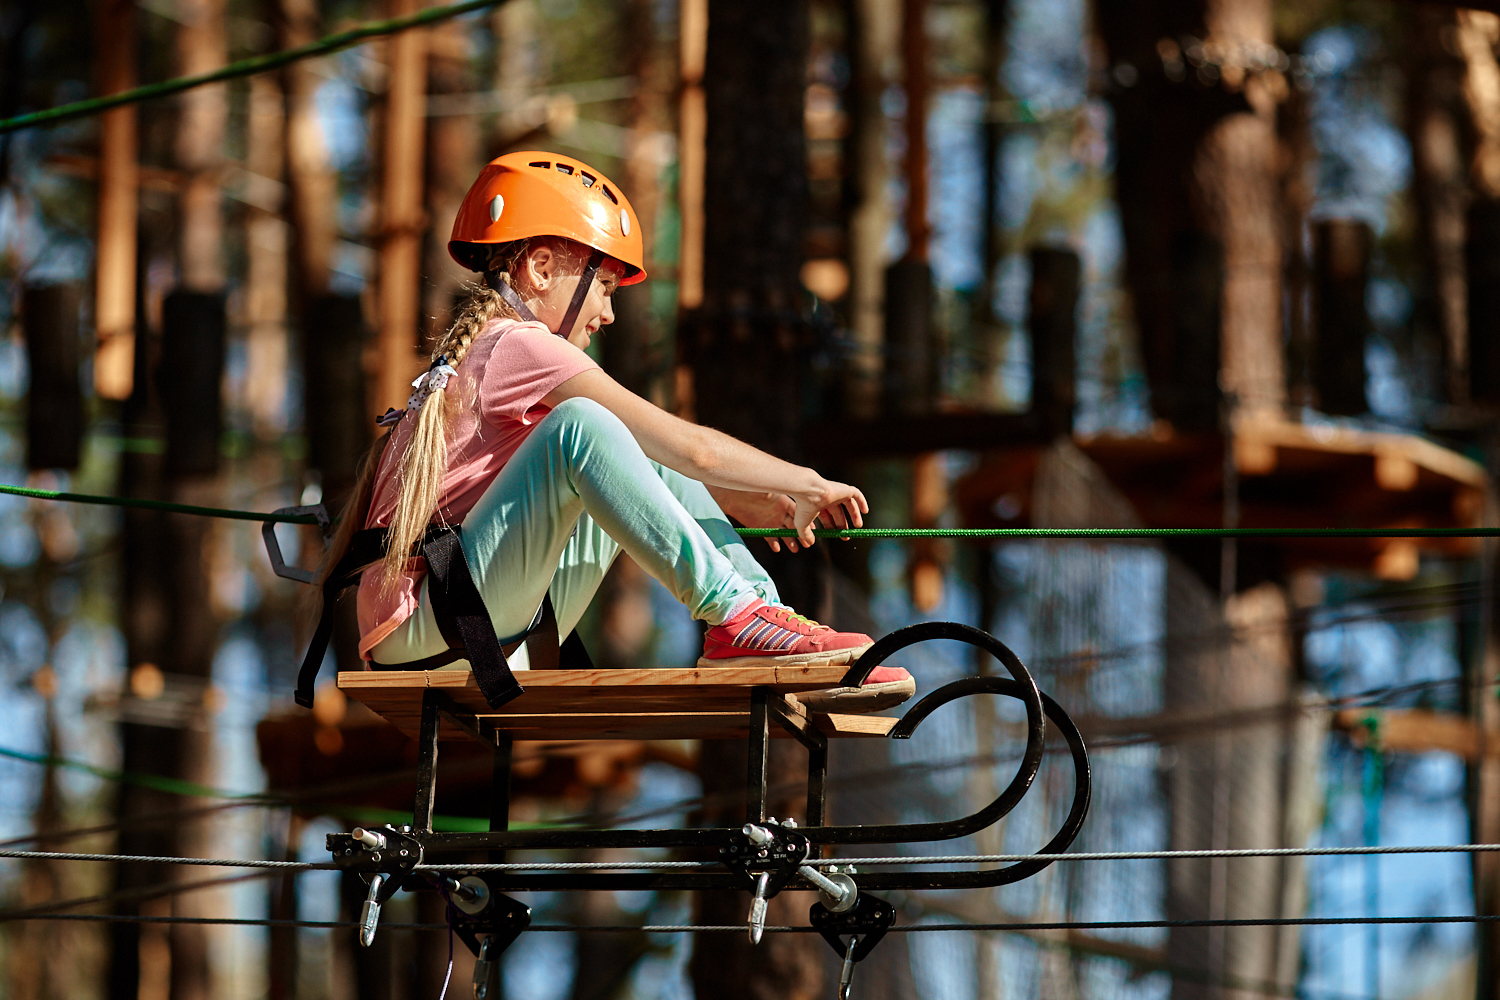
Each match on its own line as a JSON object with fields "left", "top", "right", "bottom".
{"left": 485, "top": 249, "right": 605, "bottom": 340}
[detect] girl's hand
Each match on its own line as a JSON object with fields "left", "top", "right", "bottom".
{"left": 794, "top": 480, "right": 868, "bottom": 547}
{"left": 709, "top": 488, "right": 803, "bottom": 552}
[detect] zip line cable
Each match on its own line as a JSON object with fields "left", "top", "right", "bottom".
{"left": 7, "top": 914, "right": 1500, "bottom": 931}
{"left": 0, "top": 869, "right": 273, "bottom": 924}
{"left": 0, "top": 0, "right": 508, "bottom": 135}
{"left": 5, "top": 843, "right": 1500, "bottom": 872}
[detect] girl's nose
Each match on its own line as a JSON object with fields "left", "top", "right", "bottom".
{"left": 599, "top": 294, "right": 615, "bottom": 326}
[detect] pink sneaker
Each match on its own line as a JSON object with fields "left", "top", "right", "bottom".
{"left": 701, "top": 600, "right": 873, "bottom": 669}
{"left": 700, "top": 601, "right": 916, "bottom": 713}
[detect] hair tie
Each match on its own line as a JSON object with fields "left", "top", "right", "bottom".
{"left": 374, "top": 356, "right": 458, "bottom": 427}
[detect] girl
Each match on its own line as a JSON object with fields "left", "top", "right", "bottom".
{"left": 333, "top": 151, "right": 912, "bottom": 714}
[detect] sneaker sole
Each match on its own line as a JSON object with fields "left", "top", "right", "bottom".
{"left": 795, "top": 677, "right": 917, "bottom": 714}
{"left": 694, "top": 642, "right": 874, "bottom": 671}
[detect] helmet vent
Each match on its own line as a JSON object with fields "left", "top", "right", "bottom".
{"left": 580, "top": 172, "right": 596, "bottom": 188}
{"left": 488, "top": 195, "right": 505, "bottom": 222}
{"left": 555, "top": 163, "right": 574, "bottom": 175}
{"left": 620, "top": 209, "right": 631, "bottom": 237}
{"left": 528, "top": 160, "right": 550, "bottom": 169}
{"left": 599, "top": 184, "right": 618, "bottom": 205}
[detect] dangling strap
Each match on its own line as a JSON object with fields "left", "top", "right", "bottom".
{"left": 484, "top": 248, "right": 605, "bottom": 340}
{"left": 294, "top": 528, "right": 389, "bottom": 709}
{"left": 422, "top": 527, "right": 525, "bottom": 709}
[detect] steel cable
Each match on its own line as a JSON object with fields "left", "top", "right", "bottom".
{"left": 7, "top": 914, "right": 1500, "bottom": 931}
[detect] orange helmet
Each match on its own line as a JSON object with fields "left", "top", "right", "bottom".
{"left": 449, "top": 151, "right": 647, "bottom": 286}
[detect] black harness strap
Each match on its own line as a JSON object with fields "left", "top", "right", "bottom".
{"left": 484, "top": 270, "right": 539, "bottom": 324}
{"left": 295, "top": 528, "right": 388, "bottom": 708}
{"left": 556, "top": 249, "right": 604, "bottom": 341}
{"left": 422, "top": 527, "right": 524, "bottom": 709}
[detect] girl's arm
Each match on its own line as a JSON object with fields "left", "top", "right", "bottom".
{"left": 543, "top": 368, "right": 865, "bottom": 546}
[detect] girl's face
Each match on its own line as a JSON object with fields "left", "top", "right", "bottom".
{"left": 521, "top": 246, "right": 626, "bottom": 350}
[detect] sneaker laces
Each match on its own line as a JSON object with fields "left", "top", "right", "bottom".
{"left": 770, "top": 604, "right": 828, "bottom": 631}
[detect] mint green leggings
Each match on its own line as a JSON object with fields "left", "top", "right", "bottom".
{"left": 369, "top": 397, "right": 779, "bottom": 668}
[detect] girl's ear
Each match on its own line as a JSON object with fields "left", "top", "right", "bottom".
{"left": 524, "top": 246, "right": 555, "bottom": 292}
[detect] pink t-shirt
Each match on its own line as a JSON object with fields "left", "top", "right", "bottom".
{"left": 356, "top": 319, "right": 600, "bottom": 658}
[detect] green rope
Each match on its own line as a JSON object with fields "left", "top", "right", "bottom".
{"left": 0, "top": 0, "right": 505, "bottom": 135}
{"left": 737, "top": 526, "right": 1500, "bottom": 539}
{"left": 0, "top": 483, "right": 319, "bottom": 525}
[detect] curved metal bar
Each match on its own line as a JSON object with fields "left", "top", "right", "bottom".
{"left": 809, "top": 624, "right": 1047, "bottom": 845}
{"left": 856, "top": 682, "right": 1091, "bottom": 889}
{"left": 422, "top": 685, "right": 1088, "bottom": 892}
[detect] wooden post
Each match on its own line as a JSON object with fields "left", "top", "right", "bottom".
{"left": 1310, "top": 219, "right": 1372, "bottom": 416}
{"left": 276, "top": 0, "right": 336, "bottom": 298}
{"left": 1406, "top": 6, "right": 1470, "bottom": 410}
{"left": 901, "top": 0, "right": 929, "bottom": 264}
{"left": 882, "top": 0, "right": 934, "bottom": 417}
{"left": 1027, "top": 247, "right": 1080, "bottom": 438}
{"left": 372, "top": 0, "right": 429, "bottom": 415}
{"left": 92, "top": 0, "right": 138, "bottom": 401}
{"left": 23, "top": 284, "right": 83, "bottom": 471}
{"left": 244, "top": 74, "right": 290, "bottom": 440}
{"left": 677, "top": 0, "right": 707, "bottom": 311}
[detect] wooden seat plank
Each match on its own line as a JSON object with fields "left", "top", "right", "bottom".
{"left": 338, "top": 667, "right": 895, "bottom": 742}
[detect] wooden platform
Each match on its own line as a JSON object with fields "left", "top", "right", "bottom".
{"left": 338, "top": 666, "right": 899, "bottom": 741}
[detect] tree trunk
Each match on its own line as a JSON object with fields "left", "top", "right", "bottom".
{"left": 1095, "top": 0, "right": 1237, "bottom": 432}
{"left": 243, "top": 73, "right": 291, "bottom": 441}
{"left": 685, "top": 0, "right": 825, "bottom": 996}
{"left": 1405, "top": 5, "right": 1470, "bottom": 411}
{"left": 1027, "top": 247, "right": 1080, "bottom": 438}
{"left": 1310, "top": 219, "right": 1372, "bottom": 417}
{"left": 23, "top": 283, "right": 84, "bottom": 470}
{"left": 423, "top": 17, "right": 482, "bottom": 350}
{"left": 1456, "top": 11, "right": 1500, "bottom": 409}
{"left": 842, "top": 0, "right": 899, "bottom": 418}
{"left": 372, "top": 0, "right": 429, "bottom": 415}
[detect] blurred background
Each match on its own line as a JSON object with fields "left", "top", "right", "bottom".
{"left": 2, "top": 0, "right": 1500, "bottom": 996}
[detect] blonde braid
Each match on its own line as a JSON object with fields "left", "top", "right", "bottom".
{"left": 375, "top": 281, "right": 508, "bottom": 593}
{"left": 375, "top": 236, "right": 590, "bottom": 594}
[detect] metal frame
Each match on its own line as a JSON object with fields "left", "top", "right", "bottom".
{"left": 329, "top": 623, "right": 1092, "bottom": 894}
{"left": 330, "top": 623, "right": 1094, "bottom": 993}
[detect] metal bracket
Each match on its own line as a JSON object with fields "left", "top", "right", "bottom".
{"left": 721, "top": 820, "right": 811, "bottom": 942}
{"left": 809, "top": 891, "right": 896, "bottom": 998}
{"left": 453, "top": 888, "right": 531, "bottom": 1000}
{"left": 261, "top": 504, "right": 331, "bottom": 584}
{"left": 327, "top": 824, "right": 422, "bottom": 946}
